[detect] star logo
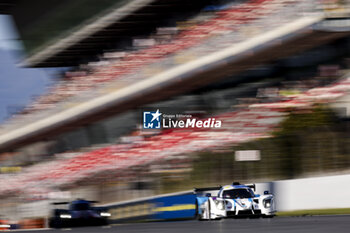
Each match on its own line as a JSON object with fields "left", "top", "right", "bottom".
{"left": 143, "top": 109, "right": 162, "bottom": 129}
{"left": 150, "top": 109, "right": 162, "bottom": 122}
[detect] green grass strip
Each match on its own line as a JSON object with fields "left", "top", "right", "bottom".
{"left": 277, "top": 208, "right": 350, "bottom": 217}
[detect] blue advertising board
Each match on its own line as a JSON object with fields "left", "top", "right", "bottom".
{"left": 152, "top": 194, "right": 197, "bottom": 220}
{"left": 106, "top": 192, "right": 197, "bottom": 222}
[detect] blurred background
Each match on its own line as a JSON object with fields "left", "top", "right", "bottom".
{"left": 1, "top": 0, "right": 350, "bottom": 228}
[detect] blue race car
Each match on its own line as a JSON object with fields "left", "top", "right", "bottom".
{"left": 49, "top": 199, "right": 111, "bottom": 228}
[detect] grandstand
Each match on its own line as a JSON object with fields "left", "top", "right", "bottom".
{"left": 2, "top": 0, "right": 350, "bottom": 222}
{"left": 0, "top": 0, "right": 349, "bottom": 152}
{"left": 2, "top": 60, "right": 350, "bottom": 197}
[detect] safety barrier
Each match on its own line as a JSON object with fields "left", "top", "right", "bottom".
{"left": 105, "top": 191, "right": 196, "bottom": 222}
{"left": 274, "top": 174, "right": 350, "bottom": 211}
{"left": 18, "top": 218, "right": 45, "bottom": 229}
{"left": 152, "top": 194, "right": 197, "bottom": 220}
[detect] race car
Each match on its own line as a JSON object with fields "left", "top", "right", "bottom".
{"left": 0, "top": 218, "right": 12, "bottom": 230}
{"left": 194, "top": 182, "right": 275, "bottom": 220}
{"left": 48, "top": 199, "right": 111, "bottom": 228}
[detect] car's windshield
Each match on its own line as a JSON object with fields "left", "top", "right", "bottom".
{"left": 222, "top": 188, "right": 254, "bottom": 199}
{"left": 71, "top": 203, "right": 90, "bottom": 210}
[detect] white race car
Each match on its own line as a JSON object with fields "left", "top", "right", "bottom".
{"left": 195, "top": 182, "right": 275, "bottom": 220}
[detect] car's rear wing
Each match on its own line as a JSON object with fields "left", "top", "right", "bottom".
{"left": 245, "top": 184, "right": 256, "bottom": 191}
{"left": 194, "top": 183, "right": 256, "bottom": 197}
{"left": 194, "top": 186, "right": 221, "bottom": 197}
{"left": 52, "top": 202, "right": 69, "bottom": 205}
{"left": 52, "top": 200, "right": 99, "bottom": 205}
{"left": 231, "top": 182, "right": 256, "bottom": 191}
{"left": 194, "top": 187, "right": 221, "bottom": 192}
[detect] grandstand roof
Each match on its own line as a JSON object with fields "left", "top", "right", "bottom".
{"left": 13, "top": 0, "right": 210, "bottom": 67}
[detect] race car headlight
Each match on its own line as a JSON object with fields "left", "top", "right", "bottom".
{"left": 59, "top": 214, "right": 72, "bottom": 219}
{"left": 263, "top": 199, "right": 272, "bottom": 208}
{"left": 100, "top": 212, "right": 111, "bottom": 217}
{"left": 0, "top": 224, "right": 10, "bottom": 228}
{"left": 214, "top": 200, "right": 225, "bottom": 210}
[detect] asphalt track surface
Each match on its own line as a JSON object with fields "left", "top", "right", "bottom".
{"left": 14, "top": 215, "right": 350, "bottom": 233}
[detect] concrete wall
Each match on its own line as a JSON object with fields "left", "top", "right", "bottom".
{"left": 274, "top": 174, "right": 350, "bottom": 211}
